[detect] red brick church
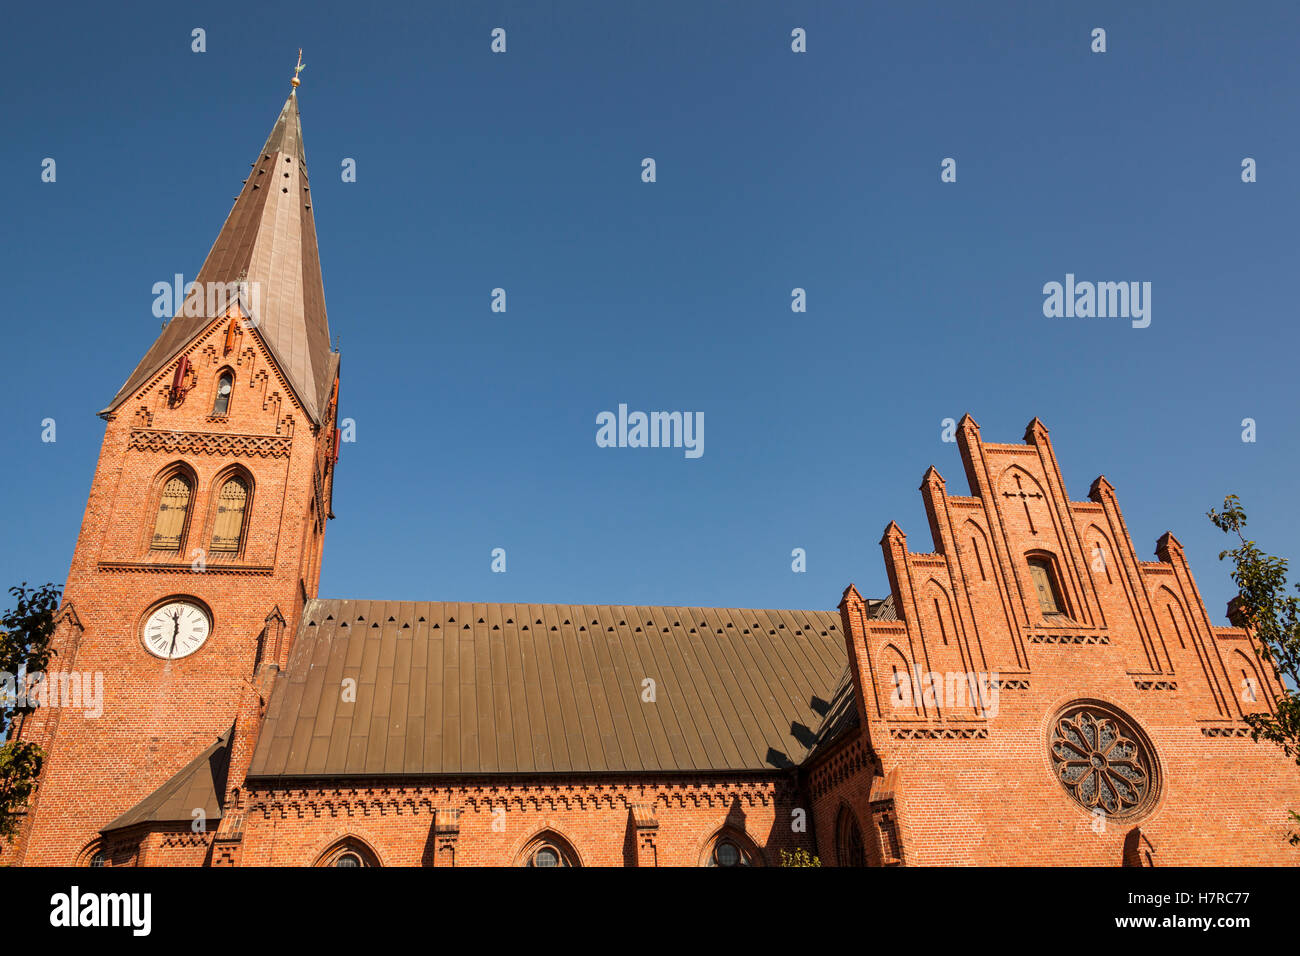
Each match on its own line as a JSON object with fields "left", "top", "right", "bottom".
{"left": 6, "top": 85, "right": 1296, "bottom": 867}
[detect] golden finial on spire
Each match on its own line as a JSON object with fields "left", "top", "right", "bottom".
{"left": 291, "top": 49, "right": 306, "bottom": 90}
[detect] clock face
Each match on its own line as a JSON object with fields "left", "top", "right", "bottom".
{"left": 141, "top": 600, "right": 211, "bottom": 660}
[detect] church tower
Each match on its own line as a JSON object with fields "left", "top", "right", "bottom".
{"left": 8, "top": 73, "right": 341, "bottom": 865}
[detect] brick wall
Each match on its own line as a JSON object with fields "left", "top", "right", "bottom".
{"left": 233, "top": 777, "right": 812, "bottom": 867}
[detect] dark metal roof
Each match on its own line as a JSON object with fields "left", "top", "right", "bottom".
{"left": 804, "top": 668, "right": 861, "bottom": 760}
{"left": 101, "top": 726, "right": 232, "bottom": 833}
{"left": 248, "top": 599, "right": 886, "bottom": 778}
{"left": 104, "top": 91, "right": 334, "bottom": 424}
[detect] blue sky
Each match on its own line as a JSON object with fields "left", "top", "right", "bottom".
{"left": 3, "top": 1, "right": 1297, "bottom": 622}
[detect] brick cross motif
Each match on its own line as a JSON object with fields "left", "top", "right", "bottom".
{"left": 1002, "top": 473, "right": 1044, "bottom": 534}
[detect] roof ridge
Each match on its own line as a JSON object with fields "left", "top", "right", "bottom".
{"left": 310, "top": 597, "right": 854, "bottom": 615}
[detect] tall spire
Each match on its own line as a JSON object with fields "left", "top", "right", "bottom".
{"left": 105, "top": 66, "right": 335, "bottom": 424}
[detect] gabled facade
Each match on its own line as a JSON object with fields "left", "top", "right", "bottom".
{"left": 810, "top": 415, "right": 1295, "bottom": 866}
{"left": 5, "top": 82, "right": 1295, "bottom": 868}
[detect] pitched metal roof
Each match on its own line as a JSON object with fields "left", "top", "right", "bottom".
{"left": 248, "top": 600, "right": 884, "bottom": 778}
{"left": 101, "top": 726, "right": 232, "bottom": 833}
{"left": 803, "top": 667, "right": 861, "bottom": 761}
{"left": 103, "top": 91, "right": 334, "bottom": 424}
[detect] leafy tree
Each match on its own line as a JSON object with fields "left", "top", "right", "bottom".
{"left": 1208, "top": 497, "right": 1300, "bottom": 844}
{"left": 0, "top": 583, "right": 61, "bottom": 843}
{"left": 779, "top": 847, "right": 821, "bottom": 867}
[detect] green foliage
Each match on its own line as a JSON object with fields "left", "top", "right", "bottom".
{"left": 0, "top": 741, "right": 43, "bottom": 840}
{"left": 779, "top": 847, "right": 821, "bottom": 867}
{"left": 0, "top": 582, "right": 61, "bottom": 842}
{"left": 1208, "top": 497, "right": 1300, "bottom": 844}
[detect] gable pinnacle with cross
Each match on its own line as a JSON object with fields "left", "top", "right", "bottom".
{"left": 1002, "top": 473, "right": 1045, "bottom": 534}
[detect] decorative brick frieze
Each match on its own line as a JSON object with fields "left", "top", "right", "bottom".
{"left": 229, "top": 776, "right": 808, "bottom": 867}
{"left": 96, "top": 561, "right": 275, "bottom": 576}
{"left": 246, "top": 777, "right": 789, "bottom": 819}
{"left": 806, "top": 738, "right": 871, "bottom": 802}
{"left": 888, "top": 727, "right": 989, "bottom": 740}
{"left": 1132, "top": 678, "right": 1177, "bottom": 691}
{"left": 128, "top": 428, "right": 292, "bottom": 458}
{"left": 158, "top": 831, "right": 212, "bottom": 850}
{"left": 1028, "top": 632, "right": 1110, "bottom": 645}
{"left": 1200, "top": 726, "right": 1251, "bottom": 738}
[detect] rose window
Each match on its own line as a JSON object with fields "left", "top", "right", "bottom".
{"left": 1049, "top": 704, "right": 1156, "bottom": 818}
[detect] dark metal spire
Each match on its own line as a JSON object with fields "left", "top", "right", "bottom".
{"left": 105, "top": 73, "right": 335, "bottom": 424}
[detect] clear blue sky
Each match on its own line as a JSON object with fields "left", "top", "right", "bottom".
{"left": 3, "top": 1, "right": 1297, "bottom": 623}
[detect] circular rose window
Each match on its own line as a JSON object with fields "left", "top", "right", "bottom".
{"left": 1048, "top": 702, "right": 1158, "bottom": 819}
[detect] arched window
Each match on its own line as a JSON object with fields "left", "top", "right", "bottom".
{"left": 525, "top": 843, "right": 565, "bottom": 867}
{"left": 702, "top": 829, "right": 759, "bottom": 867}
{"left": 1027, "top": 555, "right": 1065, "bottom": 617}
{"left": 150, "top": 475, "right": 192, "bottom": 551}
{"left": 211, "top": 371, "right": 233, "bottom": 416}
{"left": 210, "top": 476, "right": 249, "bottom": 553}
{"left": 80, "top": 838, "right": 109, "bottom": 867}
{"left": 836, "top": 808, "right": 865, "bottom": 867}
{"left": 711, "top": 838, "right": 752, "bottom": 866}
{"left": 518, "top": 831, "right": 580, "bottom": 868}
{"left": 315, "top": 839, "right": 380, "bottom": 867}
